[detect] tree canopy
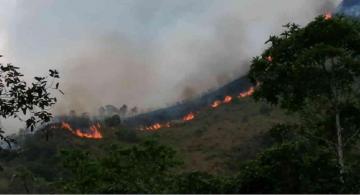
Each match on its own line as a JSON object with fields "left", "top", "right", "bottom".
{"left": 0, "top": 59, "right": 61, "bottom": 147}
{"left": 249, "top": 14, "right": 360, "bottom": 189}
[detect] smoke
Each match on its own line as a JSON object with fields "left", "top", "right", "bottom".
{"left": 3, "top": 0, "right": 342, "bottom": 119}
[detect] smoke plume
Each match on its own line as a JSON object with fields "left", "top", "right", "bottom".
{"left": 2, "top": 0, "right": 341, "bottom": 119}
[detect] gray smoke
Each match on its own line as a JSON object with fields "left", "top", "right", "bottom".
{"left": 0, "top": 0, "right": 341, "bottom": 129}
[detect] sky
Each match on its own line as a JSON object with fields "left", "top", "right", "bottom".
{"left": 0, "top": 0, "right": 342, "bottom": 133}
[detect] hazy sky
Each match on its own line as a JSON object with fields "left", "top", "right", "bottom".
{"left": 0, "top": 0, "right": 341, "bottom": 132}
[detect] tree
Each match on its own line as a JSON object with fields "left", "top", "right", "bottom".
{"left": 235, "top": 125, "right": 341, "bottom": 193}
{"left": 249, "top": 15, "right": 360, "bottom": 184}
{"left": 119, "top": 104, "right": 128, "bottom": 118}
{"left": 98, "top": 106, "right": 105, "bottom": 117}
{"left": 104, "top": 114, "right": 121, "bottom": 127}
{"left": 0, "top": 59, "right": 61, "bottom": 147}
{"left": 130, "top": 106, "right": 138, "bottom": 116}
{"left": 11, "top": 167, "right": 35, "bottom": 193}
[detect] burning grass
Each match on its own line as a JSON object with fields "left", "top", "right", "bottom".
{"left": 140, "top": 85, "right": 257, "bottom": 132}
{"left": 60, "top": 121, "right": 103, "bottom": 139}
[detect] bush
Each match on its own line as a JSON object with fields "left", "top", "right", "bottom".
{"left": 115, "top": 128, "right": 138, "bottom": 143}
{"left": 59, "top": 141, "right": 182, "bottom": 193}
{"left": 174, "top": 172, "right": 234, "bottom": 193}
{"left": 259, "top": 104, "right": 272, "bottom": 116}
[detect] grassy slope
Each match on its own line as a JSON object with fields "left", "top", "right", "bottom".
{"left": 137, "top": 97, "right": 291, "bottom": 174}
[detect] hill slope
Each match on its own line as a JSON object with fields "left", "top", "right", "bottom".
{"left": 137, "top": 98, "right": 292, "bottom": 174}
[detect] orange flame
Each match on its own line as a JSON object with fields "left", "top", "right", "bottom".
{"left": 239, "top": 86, "right": 255, "bottom": 98}
{"left": 61, "top": 122, "right": 103, "bottom": 139}
{"left": 223, "top": 96, "right": 232, "bottom": 103}
{"left": 324, "top": 11, "right": 332, "bottom": 20}
{"left": 139, "top": 85, "right": 257, "bottom": 131}
{"left": 61, "top": 122, "right": 72, "bottom": 131}
{"left": 183, "top": 112, "right": 195, "bottom": 121}
{"left": 211, "top": 100, "right": 222, "bottom": 108}
{"left": 144, "top": 123, "right": 162, "bottom": 131}
{"left": 153, "top": 123, "right": 161, "bottom": 130}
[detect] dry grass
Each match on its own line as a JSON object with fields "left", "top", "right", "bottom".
{"left": 138, "top": 98, "right": 292, "bottom": 174}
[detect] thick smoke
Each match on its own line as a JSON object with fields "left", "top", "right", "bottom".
{"left": 3, "top": 0, "right": 341, "bottom": 119}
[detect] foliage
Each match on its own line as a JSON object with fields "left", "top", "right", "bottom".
{"left": 115, "top": 128, "right": 138, "bottom": 143}
{"left": 248, "top": 14, "right": 360, "bottom": 186}
{"left": 174, "top": 171, "right": 234, "bottom": 194}
{"left": 259, "top": 103, "right": 272, "bottom": 116}
{"left": 249, "top": 16, "right": 360, "bottom": 111}
{"left": 234, "top": 124, "right": 342, "bottom": 193}
{"left": 11, "top": 167, "right": 35, "bottom": 193}
{"left": 59, "top": 141, "right": 181, "bottom": 193}
{"left": 0, "top": 60, "right": 61, "bottom": 147}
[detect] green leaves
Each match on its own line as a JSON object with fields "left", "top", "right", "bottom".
{"left": 0, "top": 61, "right": 62, "bottom": 148}
{"left": 59, "top": 141, "right": 182, "bottom": 194}
{"left": 247, "top": 14, "right": 360, "bottom": 193}
{"left": 249, "top": 15, "right": 360, "bottom": 112}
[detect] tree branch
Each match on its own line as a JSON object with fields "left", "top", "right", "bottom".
{"left": 344, "top": 128, "right": 360, "bottom": 147}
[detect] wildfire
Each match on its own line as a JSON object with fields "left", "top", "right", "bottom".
{"left": 223, "top": 96, "right": 232, "bottom": 103}
{"left": 61, "top": 122, "right": 72, "bottom": 131}
{"left": 61, "top": 122, "right": 103, "bottom": 139}
{"left": 324, "top": 11, "right": 332, "bottom": 20}
{"left": 139, "top": 85, "right": 257, "bottom": 131}
{"left": 142, "top": 112, "right": 195, "bottom": 132}
{"left": 239, "top": 86, "right": 255, "bottom": 98}
{"left": 151, "top": 123, "right": 162, "bottom": 130}
{"left": 265, "top": 55, "right": 273, "bottom": 62}
{"left": 143, "top": 123, "right": 162, "bottom": 131}
{"left": 183, "top": 112, "right": 195, "bottom": 121}
{"left": 211, "top": 100, "right": 222, "bottom": 108}
{"left": 141, "top": 121, "right": 173, "bottom": 131}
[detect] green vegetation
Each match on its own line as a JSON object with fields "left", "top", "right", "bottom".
{"left": 0, "top": 14, "right": 360, "bottom": 193}
{"left": 0, "top": 61, "right": 61, "bottom": 145}
{"left": 248, "top": 14, "right": 360, "bottom": 192}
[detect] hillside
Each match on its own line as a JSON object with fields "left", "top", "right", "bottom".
{"left": 124, "top": 76, "right": 252, "bottom": 127}
{"left": 137, "top": 97, "right": 292, "bottom": 174}
{"left": 0, "top": 95, "right": 294, "bottom": 193}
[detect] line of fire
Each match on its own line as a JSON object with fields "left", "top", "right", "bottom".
{"left": 43, "top": 10, "right": 333, "bottom": 140}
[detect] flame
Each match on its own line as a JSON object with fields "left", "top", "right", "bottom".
{"left": 144, "top": 123, "right": 162, "bottom": 131}
{"left": 211, "top": 100, "right": 222, "bottom": 108}
{"left": 324, "top": 11, "right": 332, "bottom": 20}
{"left": 265, "top": 55, "right": 273, "bottom": 62}
{"left": 239, "top": 86, "right": 255, "bottom": 98}
{"left": 153, "top": 123, "right": 161, "bottom": 130}
{"left": 223, "top": 96, "right": 232, "bottom": 103}
{"left": 183, "top": 112, "right": 195, "bottom": 121}
{"left": 139, "top": 85, "right": 257, "bottom": 131}
{"left": 143, "top": 121, "right": 173, "bottom": 131}
{"left": 61, "top": 122, "right": 72, "bottom": 131}
{"left": 61, "top": 122, "right": 103, "bottom": 139}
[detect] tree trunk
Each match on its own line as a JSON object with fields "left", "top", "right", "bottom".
{"left": 336, "top": 112, "right": 345, "bottom": 183}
